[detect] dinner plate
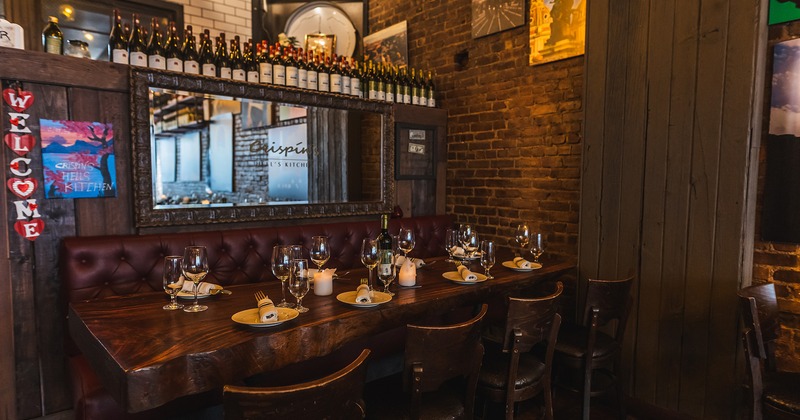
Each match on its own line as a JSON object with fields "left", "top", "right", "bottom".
{"left": 231, "top": 307, "right": 299, "bottom": 327}
{"left": 336, "top": 291, "right": 392, "bottom": 308}
{"left": 177, "top": 290, "right": 212, "bottom": 299}
{"left": 442, "top": 271, "right": 488, "bottom": 284}
{"left": 501, "top": 261, "right": 543, "bottom": 271}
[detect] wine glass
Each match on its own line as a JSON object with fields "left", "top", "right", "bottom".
{"left": 271, "top": 245, "right": 293, "bottom": 308}
{"left": 310, "top": 236, "right": 330, "bottom": 271}
{"left": 459, "top": 224, "right": 474, "bottom": 251}
{"left": 162, "top": 256, "right": 184, "bottom": 310}
{"left": 530, "top": 232, "right": 546, "bottom": 263}
{"left": 182, "top": 246, "right": 209, "bottom": 313}
{"left": 514, "top": 223, "right": 531, "bottom": 257}
{"left": 463, "top": 230, "right": 479, "bottom": 259}
{"left": 480, "top": 240, "right": 495, "bottom": 280}
{"left": 398, "top": 228, "right": 415, "bottom": 258}
{"left": 445, "top": 228, "right": 459, "bottom": 263}
{"left": 288, "top": 259, "right": 310, "bottom": 313}
{"left": 378, "top": 249, "right": 397, "bottom": 296}
{"left": 360, "top": 238, "right": 379, "bottom": 290}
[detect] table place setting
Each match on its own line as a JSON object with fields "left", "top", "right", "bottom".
{"left": 442, "top": 264, "right": 488, "bottom": 284}
{"left": 336, "top": 280, "right": 392, "bottom": 308}
{"left": 502, "top": 257, "right": 543, "bottom": 272}
{"left": 230, "top": 291, "right": 299, "bottom": 328}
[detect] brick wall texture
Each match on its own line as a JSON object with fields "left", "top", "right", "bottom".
{"left": 368, "top": 0, "right": 583, "bottom": 260}
{"left": 166, "top": 0, "right": 250, "bottom": 45}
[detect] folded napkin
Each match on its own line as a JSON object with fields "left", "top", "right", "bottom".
{"left": 355, "top": 284, "right": 372, "bottom": 303}
{"left": 451, "top": 246, "right": 466, "bottom": 257}
{"left": 513, "top": 257, "right": 533, "bottom": 269}
{"left": 180, "top": 281, "right": 221, "bottom": 294}
{"left": 257, "top": 295, "right": 278, "bottom": 323}
{"left": 395, "top": 256, "right": 425, "bottom": 268}
{"left": 457, "top": 265, "right": 478, "bottom": 282}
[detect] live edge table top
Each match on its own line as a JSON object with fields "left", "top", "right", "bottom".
{"left": 68, "top": 254, "right": 574, "bottom": 413}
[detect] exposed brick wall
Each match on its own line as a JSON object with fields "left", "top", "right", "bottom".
{"left": 165, "top": 0, "right": 250, "bottom": 43}
{"left": 751, "top": 23, "right": 800, "bottom": 372}
{"left": 368, "top": 0, "right": 582, "bottom": 260}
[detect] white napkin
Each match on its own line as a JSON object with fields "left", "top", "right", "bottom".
{"left": 451, "top": 246, "right": 466, "bottom": 257}
{"left": 513, "top": 257, "right": 532, "bottom": 269}
{"left": 180, "top": 281, "right": 221, "bottom": 294}
{"left": 395, "top": 255, "right": 425, "bottom": 268}
{"left": 355, "top": 284, "right": 372, "bottom": 303}
{"left": 257, "top": 295, "right": 278, "bottom": 323}
{"left": 457, "top": 265, "right": 478, "bottom": 282}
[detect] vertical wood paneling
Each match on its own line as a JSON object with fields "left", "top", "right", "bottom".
{"left": 0, "top": 81, "right": 17, "bottom": 420}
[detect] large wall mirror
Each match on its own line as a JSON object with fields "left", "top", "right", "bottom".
{"left": 131, "top": 69, "right": 394, "bottom": 227}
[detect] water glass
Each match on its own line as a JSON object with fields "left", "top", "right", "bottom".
{"left": 182, "top": 246, "right": 209, "bottom": 312}
{"left": 310, "top": 236, "right": 330, "bottom": 270}
{"left": 445, "top": 228, "right": 459, "bottom": 262}
{"left": 378, "top": 249, "right": 397, "bottom": 296}
{"left": 288, "top": 259, "right": 310, "bottom": 313}
{"left": 480, "top": 240, "right": 495, "bottom": 280}
{"left": 162, "top": 256, "right": 184, "bottom": 310}
{"left": 271, "top": 245, "right": 293, "bottom": 308}
{"left": 463, "top": 230, "right": 479, "bottom": 258}
{"left": 459, "top": 224, "right": 474, "bottom": 250}
{"left": 398, "top": 228, "right": 415, "bottom": 257}
{"left": 530, "top": 232, "right": 546, "bottom": 263}
{"left": 514, "top": 223, "right": 531, "bottom": 256}
{"left": 361, "top": 238, "right": 379, "bottom": 290}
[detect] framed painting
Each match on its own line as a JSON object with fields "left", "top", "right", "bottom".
{"left": 364, "top": 21, "right": 408, "bottom": 67}
{"left": 305, "top": 33, "right": 336, "bottom": 57}
{"left": 472, "top": 0, "right": 525, "bottom": 39}
{"left": 529, "top": 0, "right": 586, "bottom": 66}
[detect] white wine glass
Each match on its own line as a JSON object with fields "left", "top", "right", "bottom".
{"left": 514, "top": 223, "right": 531, "bottom": 257}
{"left": 271, "top": 245, "right": 293, "bottom": 308}
{"left": 288, "top": 259, "right": 310, "bottom": 313}
{"left": 182, "top": 246, "right": 209, "bottom": 312}
{"left": 480, "top": 240, "right": 495, "bottom": 280}
{"left": 463, "top": 230, "right": 479, "bottom": 259}
{"left": 530, "top": 232, "right": 547, "bottom": 263}
{"left": 162, "top": 256, "right": 184, "bottom": 310}
{"left": 459, "top": 224, "right": 474, "bottom": 251}
{"left": 398, "top": 228, "right": 415, "bottom": 258}
{"left": 445, "top": 228, "right": 459, "bottom": 263}
{"left": 360, "top": 238, "right": 379, "bottom": 290}
{"left": 378, "top": 249, "right": 397, "bottom": 296}
{"left": 310, "top": 236, "right": 330, "bottom": 271}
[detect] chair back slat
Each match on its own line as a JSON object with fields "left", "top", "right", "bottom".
{"left": 737, "top": 283, "right": 781, "bottom": 365}
{"left": 581, "top": 276, "right": 634, "bottom": 332}
{"left": 503, "top": 282, "right": 564, "bottom": 352}
{"left": 223, "top": 349, "right": 370, "bottom": 420}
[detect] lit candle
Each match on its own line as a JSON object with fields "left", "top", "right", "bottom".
{"left": 398, "top": 259, "right": 416, "bottom": 287}
{"left": 314, "top": 270, "right": 333, "bottom": 296}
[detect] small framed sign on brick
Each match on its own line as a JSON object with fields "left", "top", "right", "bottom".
{"left": 395, "top": 123, "right": 435, "bottom": 180}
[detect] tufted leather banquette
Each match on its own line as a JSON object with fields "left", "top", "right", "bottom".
{"left": 60, "top": 215, "right": 452, "bottom": 419}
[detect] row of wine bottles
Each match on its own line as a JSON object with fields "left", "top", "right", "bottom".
{"left": 108, "top": 10, "right": 437, "bottom": 107}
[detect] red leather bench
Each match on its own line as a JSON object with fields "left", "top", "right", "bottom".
{"left": 60, "top": 215, "right": 453, "bottom": 419}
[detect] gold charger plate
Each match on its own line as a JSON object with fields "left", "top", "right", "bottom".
{"left": 501, "top": 261, "right": 542, "bottom": 271}
{"left": 442, "top": 271, "right": 488, "bottom": 284}
{"left": 336, "top": 291, "right": 392, "bottom": 308}
{"left": 231, "top": 307, "right": 299, "bottom": 327}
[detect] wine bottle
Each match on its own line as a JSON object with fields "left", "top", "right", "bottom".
{"left": 341, "top": 56, "right": 352, "bottom": 96}
{"left": 317, "top": 53, "right": 330, "bottom": 92}
{"left": 296, "top": 49, "right": 308, "bottom": 89}
{"left": 108, "top": 10, "right": 128, "bottom": 63}
{"left": 244, "top": 40, "right": 260, "bottom": 83}
{"left": 164, "top": 22, "right": 183, "bottom": 72}
{"left": 282, "top": 47, "right": 297, "bottom": 87}
{"left": 231, "top": 36, "right": 245, "bottom": 81}
{"left": 377, "top": 214, "right": 393, "bottom": 282}
{"left": 329, "top": 54, "right": 342, "bottom": 94}
{"left": 393, "top": 67, "right": 403, "bottom": 103}
{"left": 385, "top": 65, "right": 395, "bottom": 103}
{"left": 260, "top": 43, "right": 273, "bottom": 84}
{"left": 198, "top": 32, "right": 214, "bottom": 76}
{"left": 42, "top": 16, "right": 63, "bottom": 55}
{"left": 127, "top": 15, "right": 147, "bottom": 66}
{"left": 418, "top": 70, "right": 428, "bottom": 107}
{"left": 182, "top": 26, "right": 199, "bottom": 75}
{"left": 273, "top": 46, "right": 286, "bottom": 85}
{"left": 377, "top": 64, "right": 386, "bottom": 102}
{"left": 426, "top": 70, "right": 436, "bottom": 108}
{"left": 146, "top": 18, "right": 166, "bottom": 70}
{"left": 350, "top": 58, "right": 362, "bottom": 98}
{"left": 367, "top": 62, "right": 378, "bottom": 100}
{"left": 401, "top": 67, "right": 411, "bottom": 104}
{"left": 411, "top": 68, "right": 421, "bottom": 105}
{"left": 215, "top": 33, "right": 231, "bottom": 79}
{"left": 306, "top": 52, "right": 318, "bottom": 91}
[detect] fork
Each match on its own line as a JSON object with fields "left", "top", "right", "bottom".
{"left": 254, "top": 290, "right": 266, "bottom": 304}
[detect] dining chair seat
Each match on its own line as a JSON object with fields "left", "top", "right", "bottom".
{"left": 479, "top": 352, "right": 546, "bottom": 390}
{"left": 554, "top": 326, "right": 620, "bottom": 360}
{"left": 763, "top": 371, "right": 800, "bottom": 415}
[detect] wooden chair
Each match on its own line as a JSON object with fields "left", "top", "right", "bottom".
{"left": 223, "top": 349, "right": 370, "bottom": 420}
{"left": 738, "top": 283, "right": 800, "bottom": 419}
{"left": 477, "top": 282, "right": 563, "bottom": 420}
{"left": 553, "top": 276, "right": 634, "bottom": 420}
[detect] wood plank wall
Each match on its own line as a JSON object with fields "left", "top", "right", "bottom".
{"left": 579, "top": 0, "right": 767, "bottom": 417}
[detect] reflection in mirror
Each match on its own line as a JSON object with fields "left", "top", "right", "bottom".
{"left": 149, "top": 87, "right": 383, "bottom": 209}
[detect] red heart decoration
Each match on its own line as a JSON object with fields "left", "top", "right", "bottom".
{"left": 9, "top": 161, "right": 19, "bottom": 170}
{"left": 14, "top": 219, "right": 44, "bottom": 241}
{"left": 3, "top": 133, "right": 35, "bottom": 156}
{"left": 28, "top": 202, "right": 37, "bottom": 211}
{"left": 7, "top": 178, "right": 37, "bottom": 199}
{"left": 2, "top": 88, "right": 34, "bottom": 112}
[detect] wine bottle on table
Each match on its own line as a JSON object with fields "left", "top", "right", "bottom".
{"left": 127, "top": 14, "right": 147, "bottom": 67}
{"left": 108, "top": 10, "right": 128, "bottom": 63}
{"left": 216, "top": 33, "right": 231, "bottom": 79}
{"left": 146, "top": 18, "right": 166, "bottom": 70}
{"left": 182, "top": 26, "right": 199, "bottom": 75}
{"left": 42, "top": 16, "right": 63, "bottom": 55}
{"left": 377, "top": 214, "right": 394, "bottom": 287}
{"left": 164, "top": 22, "right": 183, "bottom": 72}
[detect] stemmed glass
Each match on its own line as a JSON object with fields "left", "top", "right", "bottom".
{"left": 530, "top": 232, "right": 547, "bottom": 263}
{"left": 514, "top": 223, "right": 531, "bottom": 257}
{"left": 378, "top": 248, "right": 397, "bottom": 296}
{"left": 271, "top": 245, "right": 293, "bottom": 308}
{"left": 463, "top": 230, "right": 480, "bottom": 260}
{"left": 480, "top": 240, "right": 495, "bottom": 280}
{"left": 398, "top": 228, "right": 415, "bottom": 258}
{"left": 445, "top": 228, "right": 459, "bottom": 263}
{"left": 310, "top": 236, "right": 330, "bottom": 271}
{"left": 162, "top": 256, "right": 184, "bottom": 310}
{"left": 182, "top": 246, "right": 209, "bottom": 313}
{"left": 288, "top": 259, "right": 310, "bottom": 313}
{"left": 459, "top": 224, "right": 474, "bottom": 255}
{"left": 360, "top": 238, "right": 379, "bottom": 290}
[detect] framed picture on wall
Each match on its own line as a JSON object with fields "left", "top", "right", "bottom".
{"left": 770, "top": 0, "right": 800, "bottom": 25}
{"left": 395, "top": 124, "right": 436, "bottom": 180}
{"left": 529, "top": 0, "right": 586, "bottom": 66}
{"left": 471, "top": 0, "right": 525, "bottom": 38}
{"left": 364, "top": 21, "right": 408, "bottom": 67}
{"left": 305, "top": 33, "right": 336, "bottom": 56}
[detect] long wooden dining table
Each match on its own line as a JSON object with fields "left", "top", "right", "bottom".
{"left": 68, "top": 254, "right": 574, "bottom": 413}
